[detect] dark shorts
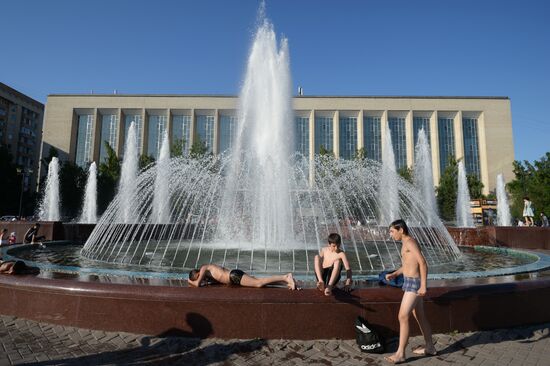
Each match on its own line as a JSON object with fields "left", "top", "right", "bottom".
{"left": 229, "top": 269, "right": 245, "bottom": 286}
{"left": 402, "top": 277, "right": 421, "bottom": 293}
{"left": 317, "top": 266, "right": 341, "bottom": 285}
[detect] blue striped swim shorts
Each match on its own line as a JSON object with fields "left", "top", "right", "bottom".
{"left": 402, "top": 277, "right": 421, "bottom": 293}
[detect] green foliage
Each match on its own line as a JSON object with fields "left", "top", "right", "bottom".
{"left": 0, "top": 146, "right": 21, "bottom": 215}
{"left": 507, "top": 152, "right": 550, "bottom": 220}
{"left": 398, "top": 166, "right": 414, "bottom": 183}
{"left": 97, "top": 142, "right": 120, "bottom": 214}
{"left": 139, "top": 154, "right": 155, "bottom": 170}
{"left": 318, "top": 145, "right": 334, "bottom": 158}
{"left": 467, "top": 174, "right": 484, "bottom": 199}
{"left": 189, "top": 135, "right": 209, "bottom": 159}
{"left": 436, "top": 157, "right": 458, "bottom": 221}
{"left": 354, "top": 147, "right": 365, "bottom": 160}
{"left": 42, "top": 146, "right": 59, "bottom": 166}
{"left": 59, "top": 161, "right": 86, "bottom": 218}
{"left": 171, "top": 138, "right": 186, "bottom": 157}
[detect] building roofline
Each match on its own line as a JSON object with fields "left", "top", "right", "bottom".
{"left": 47, "top": 93, "right": 510, "bottom": 100}
{"left": 1, "top": 82, "right": 45, "bottom": 109}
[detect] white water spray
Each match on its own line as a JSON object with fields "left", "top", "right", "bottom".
{"left": 152, "top": 130, "right": 171, "bottom": 224}
{"left": 379, "top": 125, "right": 399, "bottom": 225}
{"left": 118, "top": 122, "right": 139, "bottom": 223}
{"left": 496, "top": 173, "right": 512, "bottom": 226}
{"left": 456, "top": 161, "right": 474, "bottom": 227}
{"left": 38, "top": 157, "right": 61, "bottom": 221}
{"left": 413, "top": 128, "right": 438, "bottom": 225}
{"left": 79, "top": 162, "right": 97, "bottom": 223}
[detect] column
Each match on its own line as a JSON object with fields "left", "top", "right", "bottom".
{"left": 380, "top": 110, "right": 388, "bottom": 158}
{"left": 405, "top": 110, "right": 414, "bottom": 167}
{"left": 357, "top": 110, "right": 364, "bottom": 152}
{"left": 477, "top": 112, "right": 490, "bottom": 195}
{"left": 91, "top": 108, "right": 101, "bottom": 163}
{"left": 454, "top": 110, "right": 464, "bottom": 161}
{"left": 333, "top": 110, "right": 340, "bottom": 158}
{"left": 430, "top": 111, "right": 440, "bottom": 186}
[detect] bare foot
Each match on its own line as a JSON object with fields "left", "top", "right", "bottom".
{"left": 324, "top": 285, "right": 332, "bottom": 296}
{"left": 316, "top": 281, "right": 325, "bottom": 292}
{"left": 412, "top": 345, "right": 437, "bottom": 356}
{"left": 286, "top": 273, "right": 297, "bottom": 290}
{"left": 384, "top": 354, "right": 406, "bottom": 364}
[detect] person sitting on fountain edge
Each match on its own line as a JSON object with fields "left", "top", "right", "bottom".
{"left": 188, "top": 263, "right": 298, "bottom": 290}
{"left": 24, "top": 223, "right": 46, "bottom": 244}
{"left": 384, "top": 219, "right": 436, "bottom": 364}
{"left": 314, "top": 233, "right": 352, "bottom": 296}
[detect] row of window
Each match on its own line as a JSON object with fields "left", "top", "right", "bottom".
{"left": 74, "top": 114, "right": 481, "bottom": 177}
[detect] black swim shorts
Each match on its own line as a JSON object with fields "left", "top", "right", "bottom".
{"left": 229, "top": 269, "right": 245, "bottom": 286}
{"left": 318, "top": 266, "right": 341, "bottom": 285}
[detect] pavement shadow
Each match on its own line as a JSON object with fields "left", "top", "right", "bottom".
{"left": 21, "top": 312, "right": 266, "bottom": 366}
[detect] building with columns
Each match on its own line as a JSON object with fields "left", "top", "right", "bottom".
{"left": 40, "top": 94, "right": 514, "bottom": 194}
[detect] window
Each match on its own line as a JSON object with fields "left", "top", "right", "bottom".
{"left": 147, "top": 114, "right": 167, "bottom": 159}
{"left": 339, "top": 116, "right": 357, "bottom": 160}
{"left": 99, "top": 114, "right": 118, "bottom": 163}
{"left": 463, "top": 117, "right": 480, "bottom": 178}
{"left": 438, "top": 118, "right": 455, "bottom": 173}
{"left": 314, "top": 116, "right": 333, "bottom": 154}
{"left": 172, "top": 115, "right": 191, "bottom": 154}
{"left": 219, "top": 115, "right": 238, "bottom": 154}
{"left": 75, "top": 114, "right": 94, "bottom": 167}
{"left": 195, "top": 115, "right": 215, "bottom": 153}
{"left": 388, "top": 117, "right": 407, "bottom": 169}
{"left": 295, "top": 116, "right": 309, "bottom": 156}
{"left": 364, "top": 116, "right": 381, "bottom": 162}
{"left": 124, "top": 114, "right": 143, "bottom": 154}
{"left": 413, "top": 117, "right": 431, "bottom": 148}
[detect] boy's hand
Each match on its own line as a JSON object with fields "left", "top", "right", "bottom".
{"left": 385, "top": 272, "right": 395, "bottom": 281}
{"left": 343, "top": 279, "right": 353, "bottom": 292}
{"left": 417, "top": 286, "right": 427, "bottom": 296}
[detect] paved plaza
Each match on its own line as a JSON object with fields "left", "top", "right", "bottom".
{"left": 0, "top": 315, "right": 548, "bottom": 365}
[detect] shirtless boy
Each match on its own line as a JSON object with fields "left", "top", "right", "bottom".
{"left": 188, "top": 263, "right": 298, "bottom": 290}
{"left": 384, "top": 219, "right": 436, "bottom": 364}
{"left": 314, "top": 233, "right": 352, "bottom": 296}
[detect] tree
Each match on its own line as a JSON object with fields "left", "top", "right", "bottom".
{"left": 59, "top": 161, "right": 86, "bottom": 218}
{"left": 42, "top": 146, "right": 59, "bottom": 166}
{"left": 398, "top": 166, "right": 413, "bottom": 183}
{"left": 318, "top": 145, "right": 334, "bottom": 158}
{"left": 171, "top": 138, "right": 186, "bottom": 157}
{"left": 0, "top": 146, "right": 20, "bottom": 215}
{"left": 354, "top": 147, "right": 365, "bottom": 160}
{"left": 98, "top": 142, "right": 120, "bottom": 214}
{"left": 467, "top": 174, "right": 484, "bottom": 199}
{"left": 507, "top": 152, "right": 550, "bottom": 220}
{"left": 139, "top": 154, "right": 155, "bottom": 169}
{"left": 436, "top": 157, "right": 458, "bottom": 221}
{"left": 189, "top": 135, "right": 209, "bottom": 159}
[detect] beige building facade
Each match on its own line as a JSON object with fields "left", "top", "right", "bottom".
{"left": 40, "top": 94, "right": 514, "bottom": 194}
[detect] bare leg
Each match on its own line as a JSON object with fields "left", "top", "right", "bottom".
{"left": 411, "top": 298, "right": 436, "bottom": 355}
{"left": 239, "top": 273, "right": 297, "bottom": 290}
{"left": 325, "top": 259, "right": 341, "bottom": 296}
{"left": 314, "top": 255, "right": 325, "bottom": 292}
{"left": 386, "top": 291, "right": 418, "bottom": 363}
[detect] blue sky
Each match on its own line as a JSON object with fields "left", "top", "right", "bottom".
{"left": 2, "top": 0, "right": 548, "bottom": 162}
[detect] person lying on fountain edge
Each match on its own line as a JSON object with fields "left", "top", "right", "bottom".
{"left": 188, "top": 263, "right": 298, "bottom": 290}
{"left": 314, "top": 233, "right": 353, "bottom": 296}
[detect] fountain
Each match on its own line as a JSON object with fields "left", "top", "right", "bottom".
{"left": 3, "top": 3, "right": 550, "bottom": 341}
{"left": 379, "top": 125, "right": 400, "bottom": 226}
{"left": 118, "top": 122, "right": 139, "bottom": 224}
{"left": 456, "top": 160, "right": 474, "bottom": 227}
{"left": 152, "top": 131, "right": 171, "bottom": 224}
{"left": 413, "top": 128, "right": 438, "bottom": 225}
{"left": 38, "top": 157, "right": 60, "bottom": 221}
{"left": 80, "top": 13, "right": 460, "bottom": 274}
{"left": 79, "top": 162, "right": 97, "bottom": 224}
{"left": 496, "top": 173, "right": 512, "bottom": 226}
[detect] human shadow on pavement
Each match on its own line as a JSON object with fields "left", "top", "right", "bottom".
{"left": 21, "top": 312, "right": 266, "bottom": 366}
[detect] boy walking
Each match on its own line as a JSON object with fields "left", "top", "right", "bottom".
{"left": 384, "top": 219, "right": 436, "bottom": 364}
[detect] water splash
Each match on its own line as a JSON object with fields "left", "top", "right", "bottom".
{"left": 79, "top": 162, "right": 97, "bottom": 223}
{"left": 456, "top": 161, "right": 474, "bottom": 227}
{"left": 413, "top": 128, "right": 438, "bottom": 224}
{"left": 38, "top": 157, "right": 60, "bottom": 221}
{"left": 152, "top": 130, "right": 171, "bottom": 224}
{"left": 379, "top": 125, "right": 399, "bottom": 225}
{"left": 496, "top": 173, "right": 512, "bottom": 226}
{"left": 118, "top": 122, "right": 139, "bottom": 223}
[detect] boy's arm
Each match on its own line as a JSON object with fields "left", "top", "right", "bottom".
{"left": 188, "top": 265, "right": 208, "bottom": 287}
{"left": 386, "top": 266, "right": 403, "bottom": 280}
{"left": 340, "top": 252, "right": 352, "bottom": 284}
{"left": 411, "top": 244, "right": 428, "bottom": 296}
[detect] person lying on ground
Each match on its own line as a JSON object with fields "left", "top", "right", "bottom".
{"left": 188, "top": 263, "right": 298, "bottom": 290}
